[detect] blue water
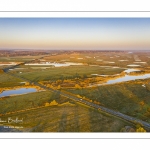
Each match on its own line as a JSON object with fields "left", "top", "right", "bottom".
{"left": 93, "top": 73, "right": 150, "bottom": 86}
{"left": 106, "top": 74, "right": 150, "bottom": 84}
{"left": 0, "top": 88, "right": 37, "bottom": 98}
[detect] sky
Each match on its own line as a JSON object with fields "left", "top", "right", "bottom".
{"left": 0, "top": 18, "right": 150, "bottom": 50}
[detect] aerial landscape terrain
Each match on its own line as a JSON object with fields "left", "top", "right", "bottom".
{"left": 0, "top": 50, "right": 150, "bottom": 132}
{"left": 0, "top": 18, "right": 150, "bottom": 132}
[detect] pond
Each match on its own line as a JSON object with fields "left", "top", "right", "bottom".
{"left": 124, "top": 69, "right": 141, "bottom": 73}
{"left": 106, "top": 74, "right": 150, "bottom": 84}
{"left": 95, "top": 73, "right": 150, "bottom": 86}
{"left": 127, "top": 64, "right": 141, "bottom": 67}
{"left": 89, "top": 73, "right": 150, "bottom": 87}
{"left": 25, "top": 62, "right": 83, "bottom": 67}
{"left": 0, "top": 88, "right": 37, "bottom": 98}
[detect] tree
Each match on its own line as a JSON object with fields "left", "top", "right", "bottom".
{"left": 0, "top": 69, "right": 4, "bottom": 73}
{"left": 77, "top": 95, "right": 82, "bottom": 98}
{"left": 49, "top": 100, "right": 58, "bottom": 106}
{"left": 83, "top": 74, "right": 87, "bottom": 79}
{"left": 139, "top": 101, "right": 145, "bottom": 106}
{"left": 57, "top": 85, "right": 61, "bottom": 90}
{"left": 25, "top": 82, "right": 30, "bottom": 86}
{"left": 136, "top": 127, "right": 146, "bottom": 132}
{"left": 45, "top": 102, "right": 49, "bottom": 107}
{"left": 45, "top": 100, "right": 58, "bottom": 106}
{"left": 56, "top": 80, "right": 62, "bottom": 84}
{"left": 75, "top": 84, "right": 81, "bottom": 89}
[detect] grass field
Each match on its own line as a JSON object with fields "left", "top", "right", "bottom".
{"left": 0, "top": 91, "right": 69, "bottom": 114}
{"left": 66, "top": 79, "right": 150, "bottom": 123}
{"left": 0, "top": 89, "right": 135, "bottom": 132}
{"left": 0, "top": 55, "right": 46, "bottom": 62}
{"left": 0, "top": 97, "right": 134, "bottom": 132}
{"left": 10, "top": 65, "right": 124, "bottom": 82}
{"left": 0, "top": 73, "right": 24, "bottom": 88}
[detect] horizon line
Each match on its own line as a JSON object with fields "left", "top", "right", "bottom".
{"left": 0, "top": 49, "right": 150, "bottom": 51}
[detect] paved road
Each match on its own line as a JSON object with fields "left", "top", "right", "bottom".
{"left": 3, "top": 62, "right": 150, "bottom": 131}
{"left": 59, "top": 92, "right": 150, "bottom": 130}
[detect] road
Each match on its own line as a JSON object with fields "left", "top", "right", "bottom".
{"left": 2, "top": 61, "right": 150, "bottom": 131}
{"left": 59, "top": 92, "right": 150, "bottom": 130}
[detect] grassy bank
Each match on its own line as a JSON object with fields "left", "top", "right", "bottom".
{"left": 0, "top": 102, "right": 134, "bottom": 132}
{"left": 0, "top": 91, "right": 69, "bottom": 114}
{"left": 0, "top": 73, "right": 24, "bottom": 88}
{"left": 66, "top": 79, "right": 150, "bottom": 123}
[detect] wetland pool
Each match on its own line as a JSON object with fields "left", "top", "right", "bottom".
{"left": 0, "top": 88, "right": 37, "bottom": 98}
{"left": 105, "top": 73, "right": 150, "bottom": 85}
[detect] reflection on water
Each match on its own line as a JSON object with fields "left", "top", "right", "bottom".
{"left": 124, "top": 69, "right": 141, "bottom": 73}
{"left": 106, "top": 74, "right": 150, "bottom": 84}
{"left": 0, "top": 88, "right": 37, "bottom": 98}
{"left": 89, "top": 73, "right": 150, "bottom": 87}
{"left": 127, "top": 64, "right": 141, "bottom": 67}
{"left": 25, "top": 62, "right": 83, "bottom": 67}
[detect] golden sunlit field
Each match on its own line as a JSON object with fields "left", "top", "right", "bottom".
{"left": 1, "top": 50, "right": 150, "bottom": 132}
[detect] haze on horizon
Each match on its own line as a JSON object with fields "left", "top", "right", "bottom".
{"left": 0, "top": 18, "right": 150, "bottom": 51}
